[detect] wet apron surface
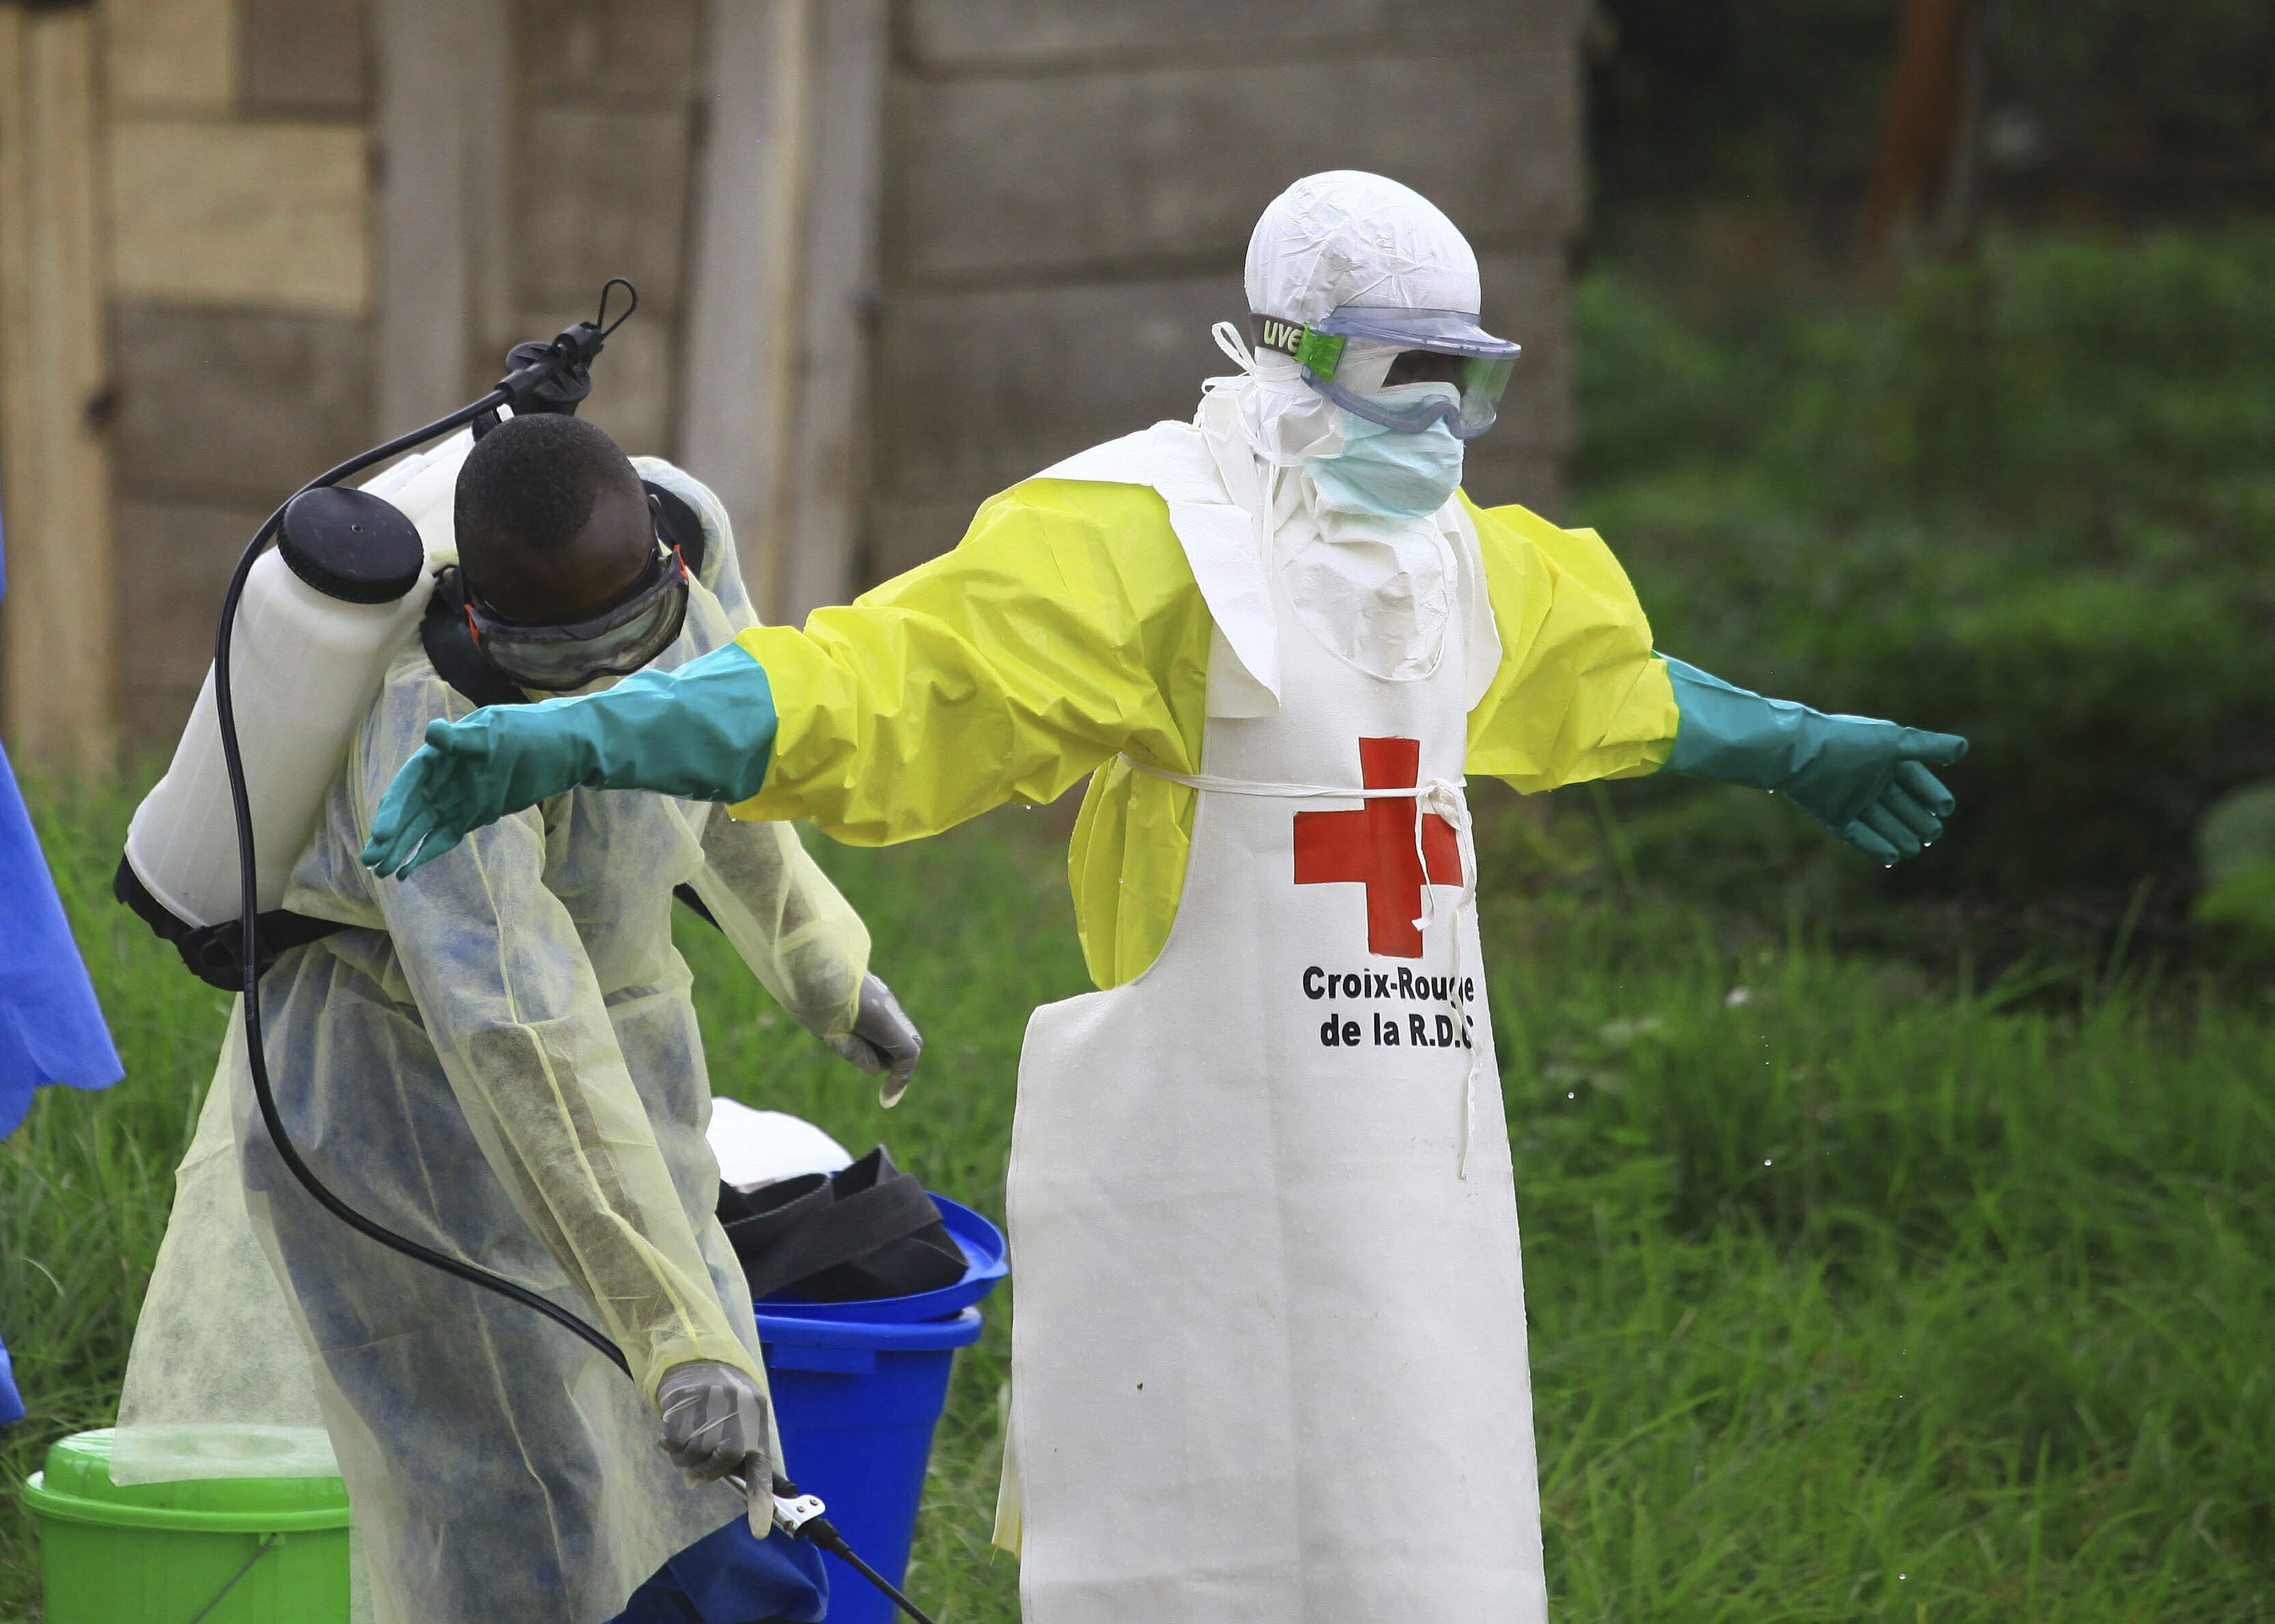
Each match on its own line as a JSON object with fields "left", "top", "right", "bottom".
{"left": 1006, "top": 431, "right": 1547, "bottom": 1623}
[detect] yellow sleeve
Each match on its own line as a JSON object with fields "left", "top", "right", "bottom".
{"left": 1462, "top": 493, "right": 1681, "bottom": 792}
{"left": 729, "top": 478, "right": 1212, "bottom": 846}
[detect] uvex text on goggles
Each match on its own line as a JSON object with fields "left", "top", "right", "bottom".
{"left": 465, "top": 519, "right": 692, "bottom": 692}
{"left": 1252, "top": 305, "right": 1521, "bottom": 439}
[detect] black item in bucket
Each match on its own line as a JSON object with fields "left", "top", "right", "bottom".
{"left": 718, "top": 1147, "right": 967, "bottom": 1303}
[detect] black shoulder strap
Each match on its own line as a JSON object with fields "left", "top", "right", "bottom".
{"left": 644, "top": 480, "right": 707, "bottom": 583}
{"left": 113, "top": 857, "right": 346, "bottom": 991}
{"left": 420, "top": 566, "right": 530, "bottom": 710}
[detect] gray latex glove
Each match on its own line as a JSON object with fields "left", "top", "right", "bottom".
{"left": 824, "top": 973, "right": 924, "bottom": 1108}
{"left": 655, "top": 1360, "right": 772, "bottom": 1522}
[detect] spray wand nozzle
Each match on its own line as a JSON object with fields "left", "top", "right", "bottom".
{"left": 492, "top": 276, "right": 640, "bottom": 418}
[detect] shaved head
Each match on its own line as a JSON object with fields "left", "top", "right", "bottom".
{"left": 454, "top": 413, "right": 652, "bottom": 622}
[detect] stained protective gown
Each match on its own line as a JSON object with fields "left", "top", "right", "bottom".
{"left": 117, "top": 461, "right": 868, "bottom": 1624}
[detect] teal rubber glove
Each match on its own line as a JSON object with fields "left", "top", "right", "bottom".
{"left": 363, "top": 643, "right": 778, "bottom": 878}
{"left": 1661, "top": 655, "right": 1966, "bottom": 864}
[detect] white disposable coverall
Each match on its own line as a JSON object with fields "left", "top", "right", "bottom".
{"left": 989, "top": 173, "right": 1548, "bottom": 1622}
{"left": 116, "top": 461, "right": 871, "bottom": 1624}
{"left": 711, "top": 171, "right": 1669, "bottom": 1621}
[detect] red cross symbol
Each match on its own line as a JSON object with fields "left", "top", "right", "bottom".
{"left": 1292, "top": 737, "right": 1462, "bottom": 958}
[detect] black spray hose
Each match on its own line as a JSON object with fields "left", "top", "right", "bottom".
{"left": 797, "top": 1521, "right": 941, "bottom": 1624}
{"left": 211, "top": 291, "right": 939, "bottom": 1624}
{"left": 743, "top": 1475, "right": 943, "bottom": 1624}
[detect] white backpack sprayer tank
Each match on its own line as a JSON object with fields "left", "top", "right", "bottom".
{"left": 115, "top": 431, "right": 474, "bottom": 982}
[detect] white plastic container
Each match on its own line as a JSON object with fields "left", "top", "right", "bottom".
{"left": 120, "top": 444, "right": 478, "bottom": 932}
{"left": 123, "top": 557, "right": 422, "bottom": 926}
{"left": 123, "top": 431, "right": 480, "bottom": 932}
{"left": 361, "top": 425, "right": 477, "bottom": 560}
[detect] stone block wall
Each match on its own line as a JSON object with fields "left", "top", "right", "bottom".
{"left": 502, "top": 0, "right": 701, "bottom": 456}
{"left": 100, "top": 0, "right": 713, "bottom": 750}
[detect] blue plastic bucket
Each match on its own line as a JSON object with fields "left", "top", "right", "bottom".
{"left": 759, "top": 1308, "right": 983, "bottom": 1624}
{"left": 754, "top": 1191, "right": 1004, "bottom": 1623}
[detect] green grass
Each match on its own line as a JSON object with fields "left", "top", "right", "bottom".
{"left": 3, "top": 776, "right": 2272, "bottom": 1619}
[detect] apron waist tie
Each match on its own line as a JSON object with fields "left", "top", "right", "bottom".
{"left": 1121, "top": 755, "right": 1485, "bottom": 1179}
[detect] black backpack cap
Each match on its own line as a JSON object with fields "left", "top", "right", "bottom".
{"left": 278, "top": 487, "right": 425, "bottom": 605}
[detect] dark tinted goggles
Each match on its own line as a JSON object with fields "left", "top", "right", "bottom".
{"left": 466, "top": 539, "right": 691, "bottom": 692}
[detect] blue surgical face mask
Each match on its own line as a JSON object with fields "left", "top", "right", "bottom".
{"left": 1308, "top": 388, "right": 1467, "bottom": 518}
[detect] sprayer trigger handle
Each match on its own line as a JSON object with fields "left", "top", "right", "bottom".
{"left": 772, "top": 1490, "right": 828, "bottom": 1534}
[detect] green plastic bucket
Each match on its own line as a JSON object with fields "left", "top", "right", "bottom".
{"left": 23, "top": 1428, "right": 350, "bottom": 1623}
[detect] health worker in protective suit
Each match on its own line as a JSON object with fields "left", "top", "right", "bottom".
{"left": 118, "top": 413, "right": 922, "bottom": 1624}
{"left": 363, "top": 172, "right": 1967, "bottom": 1623}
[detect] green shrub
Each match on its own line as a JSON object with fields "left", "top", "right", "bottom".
{"left": 2194, "top": 782, "right": 2275, "bottom": 956}
{"left": 1577, "top": 229, "right": 2275, "bottom": 909}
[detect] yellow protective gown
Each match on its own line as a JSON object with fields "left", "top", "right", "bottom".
{"left": 733, "top": 478, "right": 1678, "bottom": 987}
{"left": 117, "top": 463, "right": 872, "bottom": 1624}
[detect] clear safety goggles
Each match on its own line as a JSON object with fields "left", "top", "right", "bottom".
{"left": 1252, "top": 306, "right": 1521, "bottom": 440}
{"left": 466, "top": 536, "right": 690, "bottom": 692}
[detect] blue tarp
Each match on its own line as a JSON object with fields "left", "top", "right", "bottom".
{"left": 1, "top": 487, "right": 124, "bottom": 1429}
{"left": 0, "top": 1334, "right": 23, "bottom": 1427}
{"left": 0, "top": 733, "right": 121, "bottom": 1136}
{"left": 0, "top": 500, "right": 122, "bottom": 1139}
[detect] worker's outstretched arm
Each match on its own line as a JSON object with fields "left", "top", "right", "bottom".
{"left": 366, "top": 479, "right": 1202, "bottom": 877}
{"left": 1462, "top": 496, "right": 1686, "bottom": 791}
{"left": 356, "top": 725, "right": 765, "bottom": 1408}
{"left": 1654, "top": 655, "right": 1966, "bottom": 863}
{"left": 1460, "top": 495, "right": 1964, "bottom": 864}
{"left": 363, "top": 645, "right": 778, "bottom": 876}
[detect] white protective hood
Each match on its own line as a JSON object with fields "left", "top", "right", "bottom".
{"left": 1195, "top": 171, "right": 1501, "bottom": 692}
{"left": 1215, "top": 169, "right": 1486, "bottom": 465}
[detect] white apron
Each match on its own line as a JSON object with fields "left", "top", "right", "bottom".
{"left": 1004, "top": 425, "right": 1547, "bottom": 1623}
